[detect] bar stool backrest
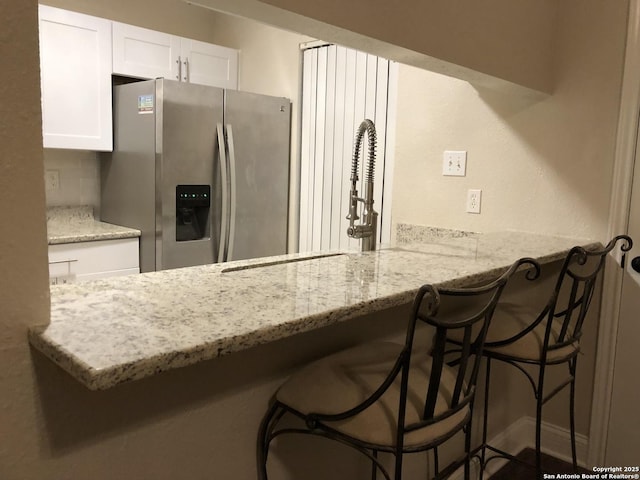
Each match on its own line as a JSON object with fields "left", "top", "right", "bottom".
{"left": 398, "top": 257, "right": 541, "bottom": 442}
{"left": 541, "top": 235, "right": 633, "bottom": 359}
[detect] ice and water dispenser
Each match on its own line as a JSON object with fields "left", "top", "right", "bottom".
{"left": 176, "top": 185, "right": 211, "bottom": 241}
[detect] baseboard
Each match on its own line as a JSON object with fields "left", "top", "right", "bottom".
{"left": 448, "top": 416, "right": 588, "bottom": 479}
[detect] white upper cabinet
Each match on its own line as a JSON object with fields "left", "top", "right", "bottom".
{"left": 38, "top": 5, "right": 113, "bottom": 151}
{"left": 180, "top": 39, "right": 238, "bottom": 89}
{"left": 112, "top": 22, "right": 238, "bottom": 89}
{"left": 112, "top": 22, "right": 181, "bottom": 81}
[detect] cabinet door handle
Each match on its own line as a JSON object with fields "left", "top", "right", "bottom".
{"left": 176, "top": 55, "right": 182, "bottom": 80}
{"left": 632, "top": 256, "right": 640, "bottom": 273}
{"left": 183, "top": 57, "right": 190, "bottom": 82}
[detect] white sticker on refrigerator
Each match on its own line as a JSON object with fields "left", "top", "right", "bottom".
{"left": 138, "top": 95, "right": 154, "bottom": 114}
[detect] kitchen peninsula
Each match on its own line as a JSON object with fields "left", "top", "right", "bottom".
{"left": 29, "top": 230, "right": 598, "bottom": 391}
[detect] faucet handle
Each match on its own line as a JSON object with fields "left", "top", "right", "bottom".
{"left": 346, "top": 198, "right": 360, "bottom": 221}
{"left": 346, "top": 211, "right": 360, "bottom": 222}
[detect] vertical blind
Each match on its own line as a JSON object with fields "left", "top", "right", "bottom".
{"left": 299, "top": 44, "right": 395, "bottom": 253}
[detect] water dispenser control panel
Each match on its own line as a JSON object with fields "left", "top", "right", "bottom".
{"left": 176, "top": 185, "right": 211, "bottom": 241}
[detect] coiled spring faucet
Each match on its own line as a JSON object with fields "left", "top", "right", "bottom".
{"left": 346, "top": 119, "right": 378, "bottom": 251}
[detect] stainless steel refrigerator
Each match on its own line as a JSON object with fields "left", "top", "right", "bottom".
{"left": 101, "top": 78, "right": 291, "bottom": 272}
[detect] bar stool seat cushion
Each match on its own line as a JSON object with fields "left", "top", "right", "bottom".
{"left": 480, "top": 303, "right": 579, "bottom": 362}
{"left": 276, "top": 341, "right": 469, "bottom": 448}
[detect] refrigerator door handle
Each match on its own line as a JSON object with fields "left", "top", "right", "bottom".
{"left": 226, "top": 124, "right": 237, "bottom": 262}
{"left": 216, "top": 123, "right": 229, "bottom": 262}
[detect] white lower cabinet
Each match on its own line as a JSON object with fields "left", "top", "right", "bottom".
{"left": 48, "top": 238, "right": 139, "bottom": 284}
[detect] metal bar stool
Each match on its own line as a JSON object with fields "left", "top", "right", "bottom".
{"left": 256, "top": 257, "right": 540, "bottom": 480}
{"left": 454, "top": 235, "right": 632, "bottom": 477}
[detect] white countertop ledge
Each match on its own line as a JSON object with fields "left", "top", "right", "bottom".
{"left": 28, "top": 231, "right": 597, "bottom": 390}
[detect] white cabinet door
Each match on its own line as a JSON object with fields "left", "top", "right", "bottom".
{"left": 38, "top": 5, "right": 113, "bottom": 151}
{"left": 112, "top": 22, "right": 181, "bottom": 81}
{"left": 180, "top": 39, "right": 238, "bottom": 89}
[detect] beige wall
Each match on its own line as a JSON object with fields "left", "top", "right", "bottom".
{"left": 392, "top": 0, "right": 628, "bottom": 242}
{"left": 191, "top": 0, "right": 556, "bottom": 97}
{"left": 258, "top": 0, "right": 556, "bottom": 94}
{"left": 0, "top": 0, "right": 630, "bottom": 478}
{"left": 0, "top": 0, "right": 51, "bottom": 476}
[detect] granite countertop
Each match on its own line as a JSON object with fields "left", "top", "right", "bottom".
{"left": 29, "top": 230, "right": 596, "bottom": 391}
{"left": 47, "top": 206, "right": 140, "bottom": 245}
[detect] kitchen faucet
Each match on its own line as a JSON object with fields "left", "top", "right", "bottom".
{"left": 346, "top": 119, "right": 378, "bottom": 251}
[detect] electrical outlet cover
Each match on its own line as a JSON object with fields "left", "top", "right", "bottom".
{"left": 466, "top": 189, "right": 482, "bottom": 214}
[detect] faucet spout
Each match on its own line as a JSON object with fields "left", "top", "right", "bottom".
{"left": 346, "top": 119, "right": 378, "bottom": 251}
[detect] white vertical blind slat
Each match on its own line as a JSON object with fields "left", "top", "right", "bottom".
{"left": 348, "top": 50, "right": 367, "bottom": 251}
{"left": 330, "top": 46, "right": 348, "bottom": 250}
{"left": 373, "top": 58, "right": 389, "bottom": 243}
{"left": 311, "top": 48, "right": 327, "bottom": 252}
{"left": 307, "top": 49, "right": 319, "bottom": 252}
{"left": 380, "top": 62, "right": 398, "bottom": 245}
{"left": 299, "top": 48, "right": 313, "bottom": 252}
{"left": 320, "top": 45, "right": 337, "bottom": 250}
{"left": 342, "top": 48, "right": 359, "bottom": 251}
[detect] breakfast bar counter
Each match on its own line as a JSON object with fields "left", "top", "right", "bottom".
{"left": 28, "top": 231, "right": 597, "bottom": 391}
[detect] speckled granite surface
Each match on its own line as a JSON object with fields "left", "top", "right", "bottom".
{"left": 47, "top": 206, "right": 140, "bottom": 244}
{"left": 29, "top": 231, "right": 597, "bottom": 390}
{"left": 395, "top": 223, "right": 477, "bottom": 244}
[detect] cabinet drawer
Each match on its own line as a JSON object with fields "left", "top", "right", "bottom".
{"left": 48, "top": 238, "right": 139, "bottom": 283}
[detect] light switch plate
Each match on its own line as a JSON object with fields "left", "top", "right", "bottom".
{"left": 442, "top": 151, "right": 467, "bottom": 176}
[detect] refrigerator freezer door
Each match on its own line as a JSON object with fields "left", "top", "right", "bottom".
{"left": 224, "top": 90, "right": 291, "bottom": 261}
{"left": 101, "top": 80, "right": 157, "bottom": 272}
{"left": 156, "top": 79, "right": 224, "bottom": 270}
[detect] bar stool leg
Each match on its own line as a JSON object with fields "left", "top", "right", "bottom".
{"left": 569, "top": 358, "right": 578, "bottom": 470}
{"left": 433, "top": 446, "right": 439, "bottom": 477}
{"left": 371, "top": 450, "right": 378, "bottom": 480}
{"left": 394, "top": 445, "right": 403, "bottom": 480}
{"left": 257, "top": 402, "right": 280, "bottom": 480}
{"left": 535, "top": 365, "right": 547, "bottom": 478}
{"left": 464, "top": 408, "right": 473, "bottom": 480}
{"left": 481, "top": 358, "right": 492, "bottom": 471}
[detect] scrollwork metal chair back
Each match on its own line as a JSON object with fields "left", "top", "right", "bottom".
{"left": 485, "top": 235, "right": 633, "bottom": 363}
